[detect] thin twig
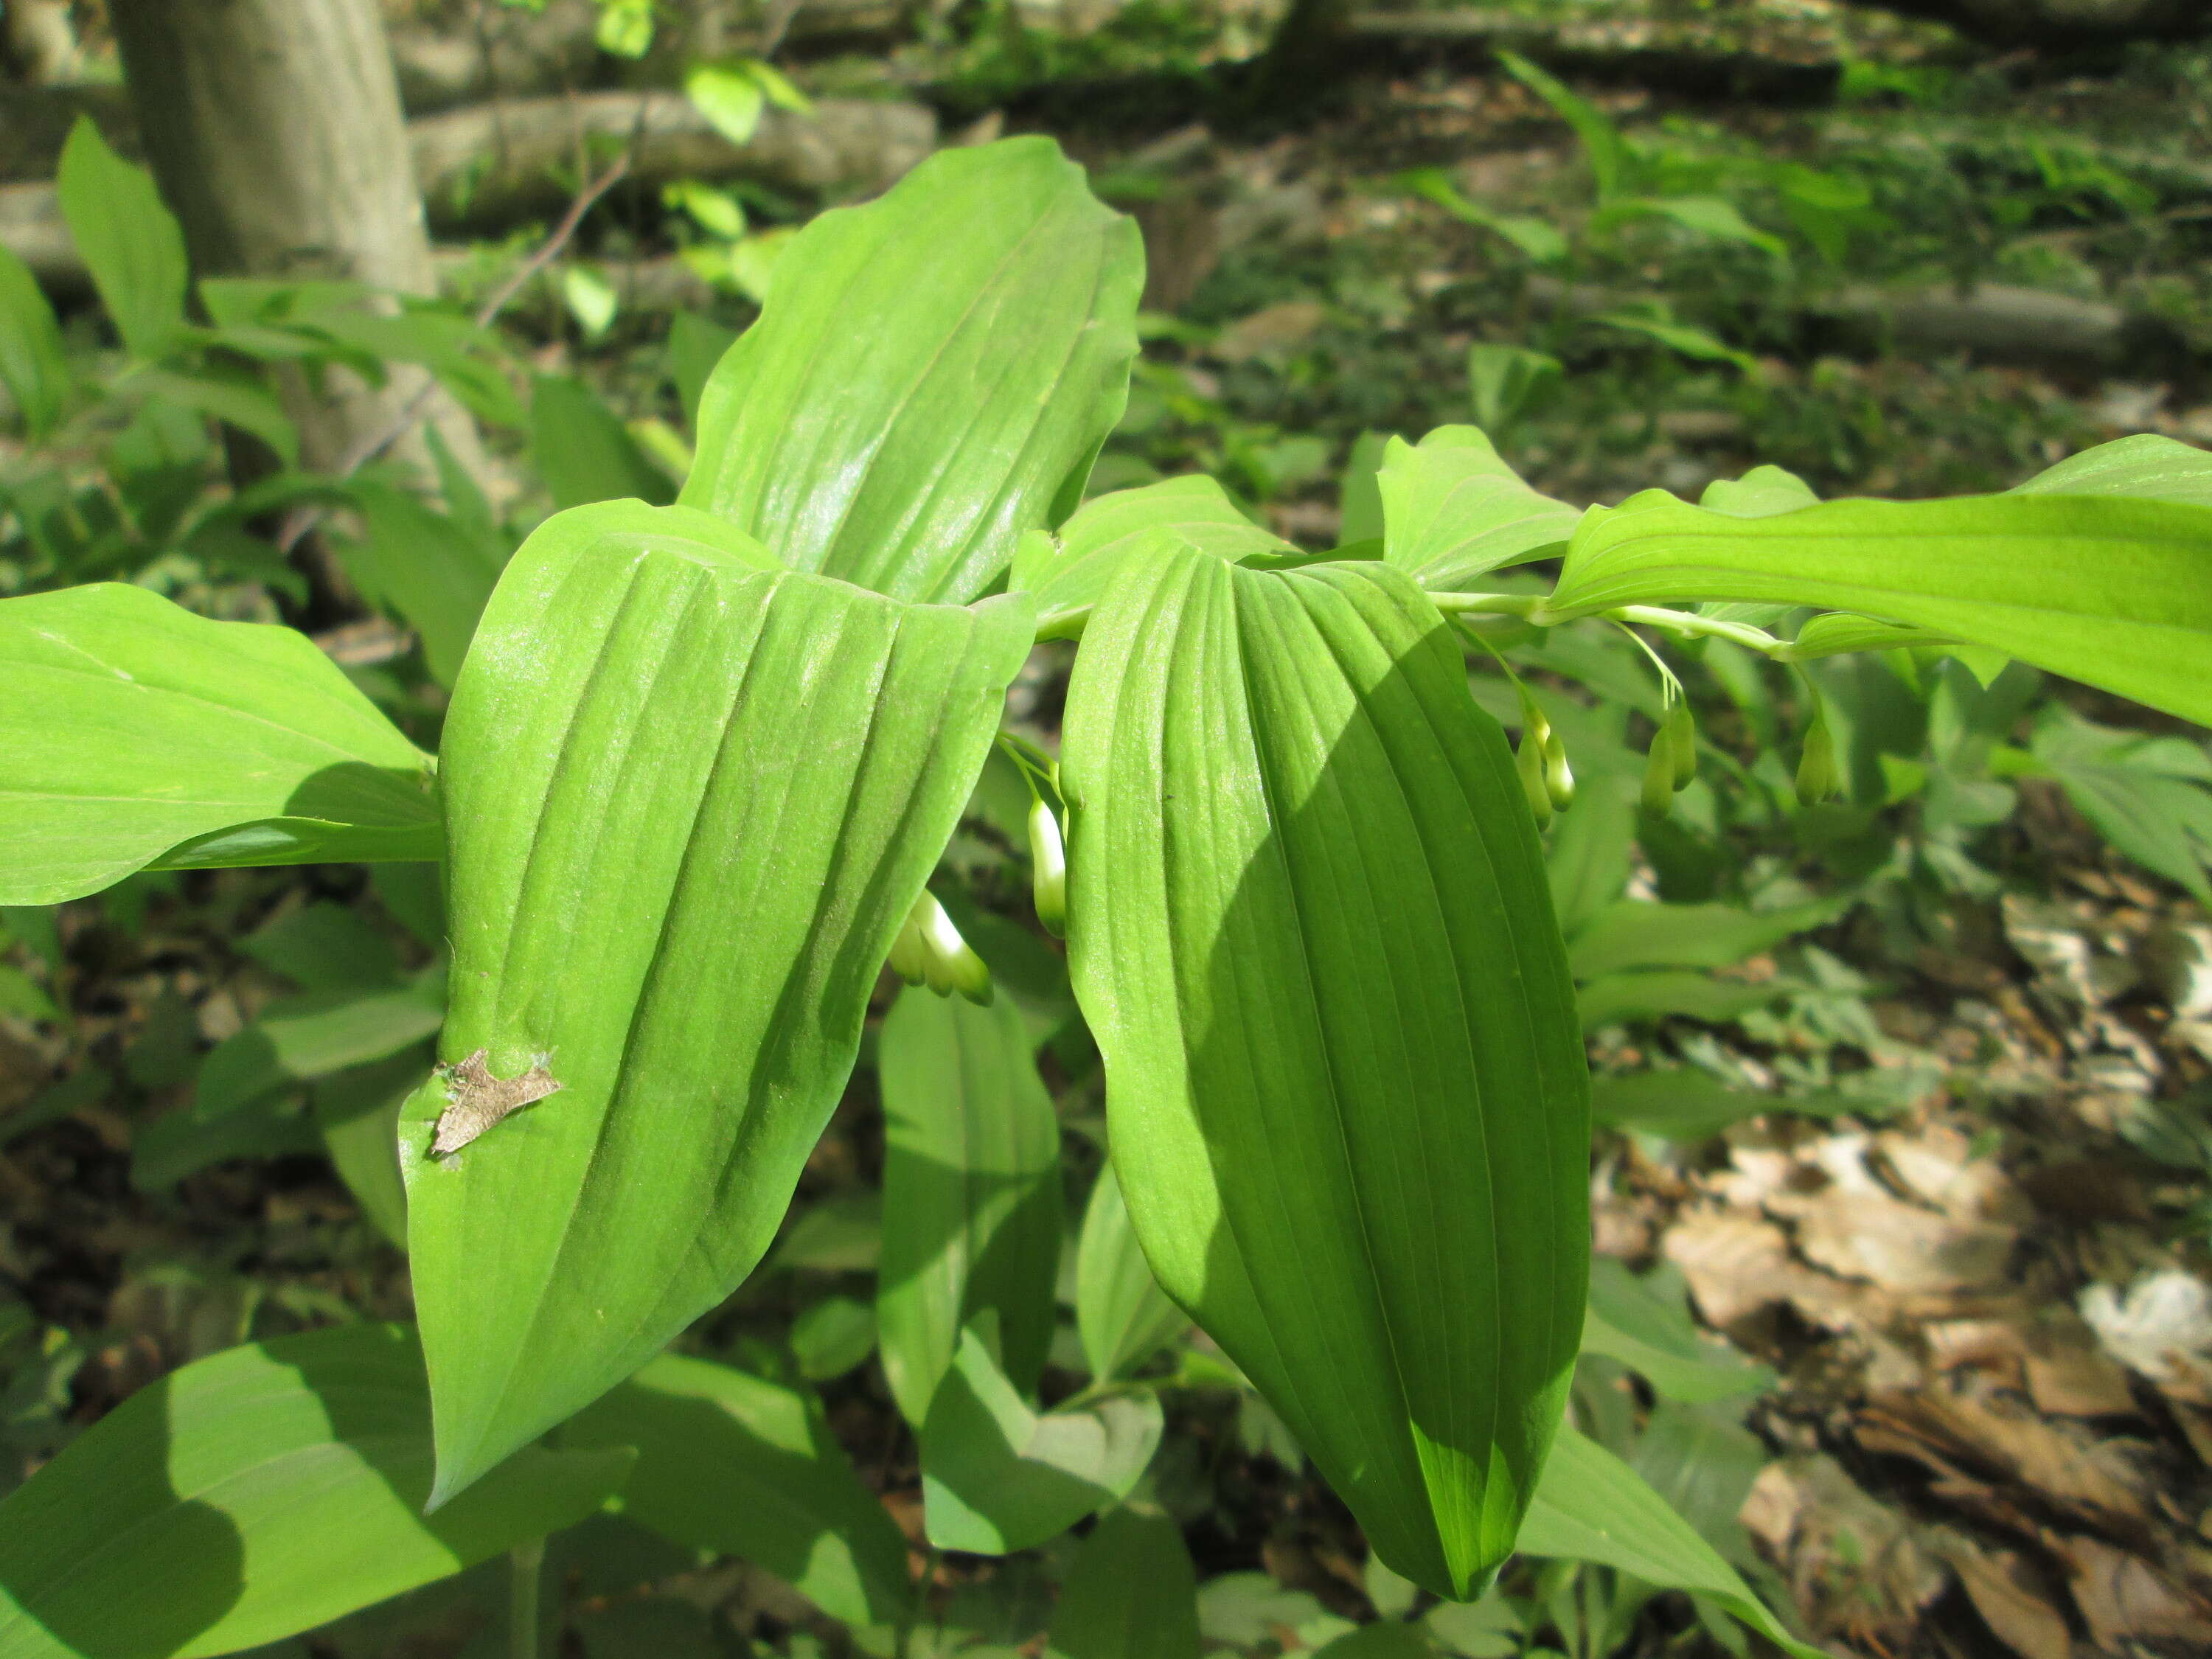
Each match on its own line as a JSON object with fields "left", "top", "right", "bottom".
{"left": 274, "top": 153, "right": 633, "bottom": 556}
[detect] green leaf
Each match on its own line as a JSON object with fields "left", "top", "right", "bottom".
{"left": 339, "top": 481, "right": 508, "bottom": 688}
{"left": 790, "top": 1294, "right": 878, "bottom": 1380}
{"left": 1495, "top": 52, "right": 1628, "bottom": 204}
{"left": 2010, "top": 432, "right": 2212, "bottom": 507}
{"left": 684, "top": 62, "right": 768, "bottom": 146}
{"left": 1699, "top": 466, "right": 1818, "bottom": 519}
{"left": 877, "top": 987, "right": 1063, "bottom": 1426}
{"left": 2031, "top": 709, "right": 2212, "bottom": 902}
{"left": 314, "top": 1052, "right": 419, "bottom": 1248}
{"left": 1060, "top": 547, "right": 1588, "bottom": 1597}
{"left": 1464, "top": 345, "right": 1561, "bottom": 436}
{"left": 1581, "top": 1260, "right": 1773, "bottom": 1404}
{"left": 1599, "top": 195, "right": 1786, "bottom": 258}
{"left": 1588, "top": 312, "right": 1757, "bottom": 374}
{"left": 0, "top": 1324, "right": 629, "bottom": 1659}
{"left": 1520, "top": 1426, "right": 1820, "bottom": 1659}
{"left": 1339, "top": 431, "right": 1392, "bottom": 546}
{"left": 1075, "top": 1159, "right": 1189, "bottom": 1383}
{"left": 1377, "top": 427, "right": 1578, "bottom": 590}
{"left": 531, "top": 375, "right": 675, "bottom": 511}
{"left": 1566, "top": 900, "right": 1832, "bottom": 981}
{"left": 196, "top": 977, "right": 445, "bottom": 1120}
{"left": 919, "top": 1332, "right": 1163, "bottom": 1554}
{"left": 1047, "top": 1505, "right": 1200, "bottom": 1659}
{"left": 55, "top": 118, "right": 189, "bottom": 361}
{"left": 402, "top": 501, "right": 1032, "bottom": 1505}
{"left": 0, "top": 584, "right": 441, "bottom": 905}
{"left": 1311, "top": 1623, "right": 1434, "bottom": 1658}
{"left": 560, "top": 1352, "right": 915, "bottom": 1627}
{"left": 1399, "top": 170, "right": 1569, "bottom": 265}
{"left": 243, "top": 900, "right": 401, "bottom": 990}
{"left": 124, "top": 369, "right": 298, "bottom": 467}
{"left": 683, "top": 137, "right": 1143, "bottom": 603}
{"left": 664, "top": 312, "right": 737, "bottom": 430}
{"left": 1575, "top": 972, "right": 1780, "bottom": 1029}
{"left": 0, "top": 243, "right": 70, "bottom": 439}
{"left": 1545, "top": 486, "right": 2212, "bottom": 726}
{"left": 1015, "top": 475, "right": 1287, "bottom": 639}
{"left": 1588, "top": 1071, "right": 1859, "bottom": 1140}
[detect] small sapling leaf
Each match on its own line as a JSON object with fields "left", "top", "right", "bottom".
{"left": 431, "top": 1048, "right": 563, "bottom": 1157}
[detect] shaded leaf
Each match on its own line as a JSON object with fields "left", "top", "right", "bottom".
{"left": 0, "top": 243, "right": 70, "bottom": 439}
{"left": 340, "top": 482, "right": 507, "bottom": 688}
{"left": 195, "top": 977, "right": 444, "bottom": 1121}
{"left": 683, "top": 138, "right": 1142, "bottom": 603}
{"left": 878, "top": 987, "right": 1063, "bottom": 1425}
{"left": 1075, "top": 1159, "right": 1189, "bottom": 1384}
{"left": 530, "top": 376, "right": 675, "bottom": 511}
{"left": 0, "top": 584, "right": 439, "bottom": 905}
{"left": 1061, "top": 547, "right": 1587, "bottom": 1597}
{"left": 560, "top": 1353, "right": 914, "bottom": 1627}
{"left": 402, "top": 499, "right": 1032, "bottom": 1503}
{"left": 1047, "top": 1506, "right": 1200, "bottom": 1659}
{"left": 1567, "top": 900, "right": 1834, "bottom": 981}
{"left": 920, "top": 1332, "right": 1162, "bottom": 1554}
{"left": 0, "top": 1324, "right": 627, "bottom": 1659}
{"left": 1582, "top": 1260, "right": 1773, "bottom": 1404}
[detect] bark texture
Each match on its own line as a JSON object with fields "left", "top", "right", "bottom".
{"left": 106, "top": 0, "right": 476, "bottom": 485}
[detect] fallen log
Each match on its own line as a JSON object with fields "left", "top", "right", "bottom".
{"left": 1526, "top": 274, "right": 2181, "bottom": 379}
{"left": 409, "top": 91, "right": 936, "bottom": 229}
{"left": 3, "top": 91, "right": 936, "bottom": 291}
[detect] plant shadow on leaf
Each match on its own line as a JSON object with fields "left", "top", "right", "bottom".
{"left": 1065, "top": 552, "right": 1587, "bottom": 1600}
{"left": 0, "top": 1382, "right": 246, "bottom": 1658}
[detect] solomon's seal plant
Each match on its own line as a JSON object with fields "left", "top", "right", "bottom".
{"left": 1, "top": 137, "right": 2208, "bottom": 1656}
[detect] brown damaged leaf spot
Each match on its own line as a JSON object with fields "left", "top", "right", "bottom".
{"left": 431, "top": 1048, "right": 563, "bottom": 1158}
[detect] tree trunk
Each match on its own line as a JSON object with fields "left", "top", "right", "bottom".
{"left": 105, "top": 0, "right": 483, "bottom": 499}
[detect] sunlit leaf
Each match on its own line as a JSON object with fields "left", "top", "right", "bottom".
{"left": 1520, "top": 1426, "right": 1820, "bottom": 1659}
{"left": 1582, "top": 1260, "right": 1773, "bottom": 1403}
{"left": 1545, "top": 467, "right": 2212, "bottom": 726}
{"left": 1378, "top": 426, "right": 1577, "bottom": 589}
{"left": 0, "top": 584, "right": 440, "bottom": 905}
{"left": 684, "top": 138, "right": 1143, "bottom": 602}
{"left": 1061, "top": 546, "right": 1587, "bottom": 1597}
{"left": 403, "top": 499, "right": 1032, "bottom": 1504}
{"left": 1014, "top": 474, "right": 1287, "bottom": 638}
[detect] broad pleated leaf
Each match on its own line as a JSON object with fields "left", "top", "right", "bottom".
{"left": 560, "top": 1353, "right": 914, "bottom": 1627}
{"left": 1521, "top": 1427, "right": 1822, "bottom": 1659}
{"left": 2011, "top": 432, "right": 2212, "bottom": 507}
{"left": 682, "top": 137, "right": 1143, "bottom": 603}
{"left": 1061, "top": 546, "right": 1588, "bottom": 1598}
{"left": 1015, "top": 475, "right": 1288, "bottom": 637}
{"left": 1075, "top": 1159, "right": 1188, "bottom": 1383}
{"left": 0, "top": 585, "right": 440, "bottom": 905}
{"left": 877, "top": 987, "right": 1063, "bottom": 1426}
{"left": 919, "top": 1332, "right": 1163, "bottom": 1555}
{"left": 1377, "top": 426, "right": 1577, "bottom": 589}
{"left": 1047, "top": 1506, "right": 1200, "bottom": 1659}
{"left": 402, "top": 500, "right": 1033, "bottom": 1504}
{"left": 0, "top": 1325, "right": 628, "bottom": 1659}
{"left": 1544, "top": 482, "right": 2212, "bottom": 726}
